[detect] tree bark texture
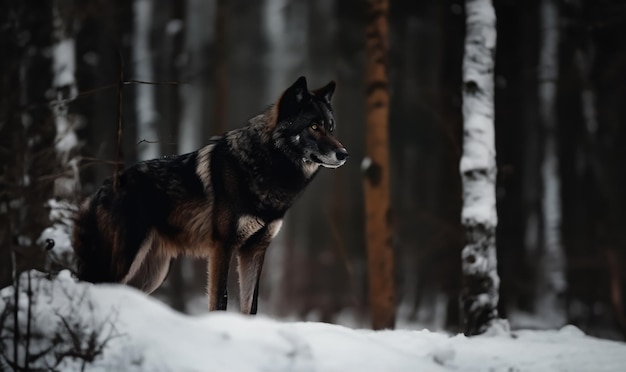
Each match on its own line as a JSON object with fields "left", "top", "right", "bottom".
{"left": 460, "top": 0, "right": 502, "bottom": 336}
{"left": 51, "top": 0, "right": 81, "bottom": 199}
{"left": 364, "top": 0, "right": 395, "bottom": 330}
{"left": 536, "top": 0, "right": 566, "bottom": 323}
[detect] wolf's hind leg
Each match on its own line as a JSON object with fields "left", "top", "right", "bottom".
{"left": 120, "top": 232, "right": 171, "bottom": 293}
{"left": 125, "top": 254, "right": 172, "bottom": 294}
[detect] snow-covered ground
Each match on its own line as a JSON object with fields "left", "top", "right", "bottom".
{"left": 1, "top": 271, "right": 626, "bottom": 371}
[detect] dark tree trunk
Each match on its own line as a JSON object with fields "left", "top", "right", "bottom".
{"left": 0, "top": 1, "right": 56, "bottom": 288}
{"left": 535, "top": 0, "right": 566, "bottom": 324}
{"left": 364, "top": 0, "right": 395, "bottom": 330}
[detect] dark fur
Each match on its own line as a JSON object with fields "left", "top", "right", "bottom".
{"left": 72, "top": 77, "right": 348, "bottom": 314}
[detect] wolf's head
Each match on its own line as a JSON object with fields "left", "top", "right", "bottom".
{"left": 272, "top": 76, "right": 348, "bottom": 170}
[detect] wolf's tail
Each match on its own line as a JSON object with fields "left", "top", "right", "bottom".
{"left": 72, "top": 197, "right": 115, "bottom": 283}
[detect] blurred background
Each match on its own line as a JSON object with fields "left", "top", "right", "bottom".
{"left": 1, "top": 0, "right": 625, "bottom": 340}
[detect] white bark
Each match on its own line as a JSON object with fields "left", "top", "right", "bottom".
{"left": 460, "top": 0, "right": 507, "bottom": 336}
{"left": 133, "top": 0, "right": 160, "bottom": 160}
{"left": 51, "top": 0, "right": 80, "bottom": 198}
{"left": 537, "top": 0, "right": 566, "bottom": 323}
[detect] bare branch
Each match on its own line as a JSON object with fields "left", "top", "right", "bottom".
{"left": 113, "top": 51, "right": 125, "bottom": 194}
{"left": 124, "top": 79, "right": 182, "bottom": 86}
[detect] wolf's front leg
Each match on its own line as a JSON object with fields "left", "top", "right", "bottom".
{"left": 207, "top": 246, "right": 231, "bottom": 311}
{"left": 236, "top": 219, "right": 282, "bottom": 315}
{"left": 237, "top": 245, "right": 268, "bottom": 315}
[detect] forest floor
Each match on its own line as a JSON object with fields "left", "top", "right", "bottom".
{"left": 1, "top": 270, "right": 626, "bottom": 371}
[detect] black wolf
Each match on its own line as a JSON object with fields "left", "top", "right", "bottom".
{"left": 72, "top": 77, "right": 348, "bottom": 314}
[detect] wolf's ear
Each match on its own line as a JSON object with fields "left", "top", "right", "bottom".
{"left": 284, "top": 76, "right": 309, "bottom": 104}
{"left": 313, "top": 80, "right": 336, "bottom": 103}
{"left": 277, "top": 76, "right": 310, "bottom": 118}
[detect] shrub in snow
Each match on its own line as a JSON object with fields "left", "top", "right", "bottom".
{"left": 0, "top": 271, "right": 122, "bottom": 371}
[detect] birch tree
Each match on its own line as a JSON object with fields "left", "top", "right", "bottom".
{"left": 39, "top": 0, "right": 83, "bottom": 268}
{"left": 51, "top": 0, "right": 80, "bottom": 199}
{"left": 459, "top": 0, "right": 507, "bottom": 336}
{"left": 363, "top": 0, "right": 395, "bottom": 330}
{"left": 536, "top": 0, "right": 566, "bottom": 324}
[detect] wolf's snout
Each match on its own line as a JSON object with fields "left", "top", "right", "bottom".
{"left": 336, "top": 148, "right": 349, "bottom": 161}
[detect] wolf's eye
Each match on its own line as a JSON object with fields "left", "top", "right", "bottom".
{"left": 310, "top": 124, "right": 319, "bottom": 131}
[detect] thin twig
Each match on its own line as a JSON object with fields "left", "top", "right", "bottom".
{"left": 13, "top": 79, "right": 187, "bottom": 115}
{"left": 113, "top": 51, "right": 124, "bottom": 193}
{"left": 21, "top": 158, "right": 124, "bottom": 190}
{"left": 136, "top": 139, "right": 179, "bottom": 147}
{"left": 325, "top": 209, "right": 361, "bottom": 309}
{"left": 605, "top": 248, "right": 626, "bottom": 339}
{"left": 136, "top": 139, "right": 160, "bottom": 145}
{"left": 25, "top": 271, "right": 32, "bottom": 371}
{"left": 80, "top": 156, "right": 124, "bottom": 166}
{"left": 124, "top": 79, "right": 181, "bottom": 86}
{"left": 10, "top": 217, "right": 19, "bottom": 369}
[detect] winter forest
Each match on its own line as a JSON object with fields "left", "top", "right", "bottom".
{"left": 2, "top": 0, "right": 626, "bottom": 370}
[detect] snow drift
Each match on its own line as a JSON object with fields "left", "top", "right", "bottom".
{"left": 1, "top": 271, "right": 625, "bottom": 371}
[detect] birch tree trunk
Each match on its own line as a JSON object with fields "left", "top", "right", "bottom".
{"left": 50, "top": 0, "right": 80, "bottom": 200}
{"left": 536, "top": 0, "right": 566, "bottom": 324}
{"left": 41, "top": 0, "right": 82, "bottom": 268}
{"left": 460, "top": 0, "right": 506, "bottom": 336}
{"left": 364, "top": 0, "right": 395, "bottom": 330}
{"left": 133, "top": 0, "right": 160, "bottom": 161}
